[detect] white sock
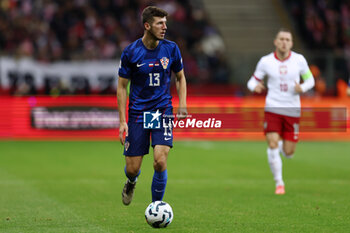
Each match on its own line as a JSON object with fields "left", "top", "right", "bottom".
{"left": 267, "top": 148, "right": 284, "bottom": 186}
{"left": 278, "top": 140, "right": 294, "bottom": 159}
{"left": 278, "top": 140, "right": 285, "bottom": 156}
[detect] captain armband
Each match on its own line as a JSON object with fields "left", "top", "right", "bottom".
{"left": 301, "top": 70, "right": 313, "bottom": 81}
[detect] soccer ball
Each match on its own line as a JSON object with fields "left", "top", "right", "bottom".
{"left": 145, "top": 201, "right": 173, "bottom": 228}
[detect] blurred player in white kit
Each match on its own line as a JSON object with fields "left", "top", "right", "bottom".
{"left": 247, "top": 28, "right": 315, "bottom": 194}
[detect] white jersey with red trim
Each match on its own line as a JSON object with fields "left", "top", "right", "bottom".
{"left": 252, "top": 51, "right": 311, "bottom": 117}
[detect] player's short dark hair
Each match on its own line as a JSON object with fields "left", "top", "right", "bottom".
{"left": 142, "top": 6, "right": 168, "bottom": 24}
{"left": 275, "top": 28, "right": 292, "bottom": 37}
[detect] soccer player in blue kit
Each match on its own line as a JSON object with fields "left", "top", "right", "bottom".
{"left": 117, "top": 6, "right": 187, "bottom": 205}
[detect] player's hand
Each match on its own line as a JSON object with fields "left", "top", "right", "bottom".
{"left": 176, "top": 107, "right": 188, "bottom": 120}
{"left": 254, "top": 82, "right": 266, "bottom": 94}
{"left": 294, "top": 81, "right": 303, "bottom": 94}
{"left": 119, "top": 122, "right": 128, "bottom": 145}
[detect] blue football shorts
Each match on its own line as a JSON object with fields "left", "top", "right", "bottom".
{"left": 123, "top": 109, "right": 174, "bottom": 156}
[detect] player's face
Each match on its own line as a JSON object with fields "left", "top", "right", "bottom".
{"left": 148, "top": 16, "right": 167, "bottom": 40}
{"left": 274, "top": 31, "right": 293, "bottom": 54}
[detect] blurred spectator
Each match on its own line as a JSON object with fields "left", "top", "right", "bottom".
{"left": 336, "top": 78, "right": 348, "bottom": 98}
{"left": 12, "top": 73, "right": 37, "bottom": 96}
{"left": 285, "top": 0, "right": 345, "bottom": 49}
{"left": 310, "top": 64, "right": 327, "bottom": 96}
{"left": 0, "top": 0, "right": 230, "bottom": 96}
{"left": 44, "top": 77, "right": 70, "bottom": 96}
{"left": 284, "top": 0, "right": 350, "bottom": 96}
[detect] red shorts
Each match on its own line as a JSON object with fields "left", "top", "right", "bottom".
{"left": 264, "top": 111, "right": 300, "bottom": 142}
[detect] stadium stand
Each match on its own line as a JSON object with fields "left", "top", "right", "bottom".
{"left": 202, "top": 0, "right": 287, "bottom": 91}
{"left": 283, "top": 0, "right": 350, "bottom": 96}
{"left": 0, "top": 0, "right": 349, "bottom": 96}
{"left": 0, "top": 0, "right": 230, "bottom": 96}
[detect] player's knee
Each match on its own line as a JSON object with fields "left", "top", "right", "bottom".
{"left": 284, "top": 147, "right": 295, "bottom": 156}
{"left": 153, "top": 156, "right": 167, "bottom": 172}
{"left": 126, "top": 166, "right": 140, "bottom": 177}
{"left": 268, "top": 141, "right": 278, "bottom": 149}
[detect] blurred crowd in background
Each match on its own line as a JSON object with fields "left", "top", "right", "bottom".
{"left": 0, "top": 0, "right": 349, "bottom": 96}
{"left": 285, "top": 0, "right": 350, "bottom": 50}
{"left": 284, "top": 0, "right": 350, "bottom": 97}
{"left": 0, "top": 0, "right": 229, "bottom": 96}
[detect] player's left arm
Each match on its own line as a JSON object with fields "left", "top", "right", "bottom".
{"left": 295, "top": 56, "right": 315, "bottom": 94}
{"left": 175, "top": 69, "right": 187, "bottom": 120}
{"left": 117, "top": 76, "right": 129, "bottom": 145}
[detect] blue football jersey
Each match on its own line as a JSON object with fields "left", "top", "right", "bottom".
{"left": 118, "top": 38, "right": 183, "bottom": 120}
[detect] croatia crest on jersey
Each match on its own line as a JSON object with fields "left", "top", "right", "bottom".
{"left": 160, "top": 57, "right": 169, "bottom": 69}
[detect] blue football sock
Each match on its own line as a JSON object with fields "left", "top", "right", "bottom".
{"left": 151, "top": 169, "right": 168, "bottom": 202}
{"left": 124, "top": 166, "right": 140, "bottom": 183}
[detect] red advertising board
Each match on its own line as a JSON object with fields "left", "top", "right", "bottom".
{"left": 0, "top": 96, "right": 349, "bottom": 140}
{"left": 0, "top": 96, "right": 119, "bottom": 140}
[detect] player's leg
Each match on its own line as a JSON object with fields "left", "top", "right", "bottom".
{"left": 266, "top": 132, "right": 284, "bottom": 188}
{"left": 122, "top": 155, "right": 143, "bottom": 205}
{"left": 152, "top": 145, "right": 170, "bottom": 201}
{"left": 278, "top": 139, "right": 285, "bottom": 157}
{"left": 151, "top": 111, "right": 173, "bottom": 201}
{"left": 280, "top": 115, "right": 300, "bottom": 158}
{"left": 264, "top": 112, "right": 284, "bottom": 194}
{"left": 125, "top": 155, "right": 143, "bottom": 182}
{"left": 274, "top": 115, "right": 299, "bottom": 194}
{"left": 279, "top": 140, "right": 296, "bottom": 158}
{"left": 122, "top": 121, "right": 150, "bottom": 205}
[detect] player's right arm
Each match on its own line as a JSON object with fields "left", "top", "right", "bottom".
{"left": 247, "top": 58, "right": 266, "bottom": 93}
{"left": 117, "top": 76, "right": 129, "bottom": 145}
{"left": 248, "top": 77, "right": 266, "bottom": 93}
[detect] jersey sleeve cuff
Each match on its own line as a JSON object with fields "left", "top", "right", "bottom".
{"left": 173, "top": 66, "right": 183, "bottom": 74}
{"left": 118, "top": 73, "right": 130, "bottom": 79}
{"left": 253, "top": 75, "right": 262, "bottom": 81}
{"left": 247, "top": 76, "right": 259, "bottom": 92}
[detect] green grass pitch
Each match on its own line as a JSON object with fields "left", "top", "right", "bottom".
{"left": 0, "top": 140, "right": 349, "bottom": 233}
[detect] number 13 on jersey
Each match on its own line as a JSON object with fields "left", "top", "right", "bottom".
{"left": 149, "top": 73, "right": 160, "bottom": 86}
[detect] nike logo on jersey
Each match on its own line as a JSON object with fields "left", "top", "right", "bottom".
{"left": 164, "top": 137, "right": 171, "bottom": 141}
{"left": 136, "top": 63, "right": 145, "bottom": 67}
